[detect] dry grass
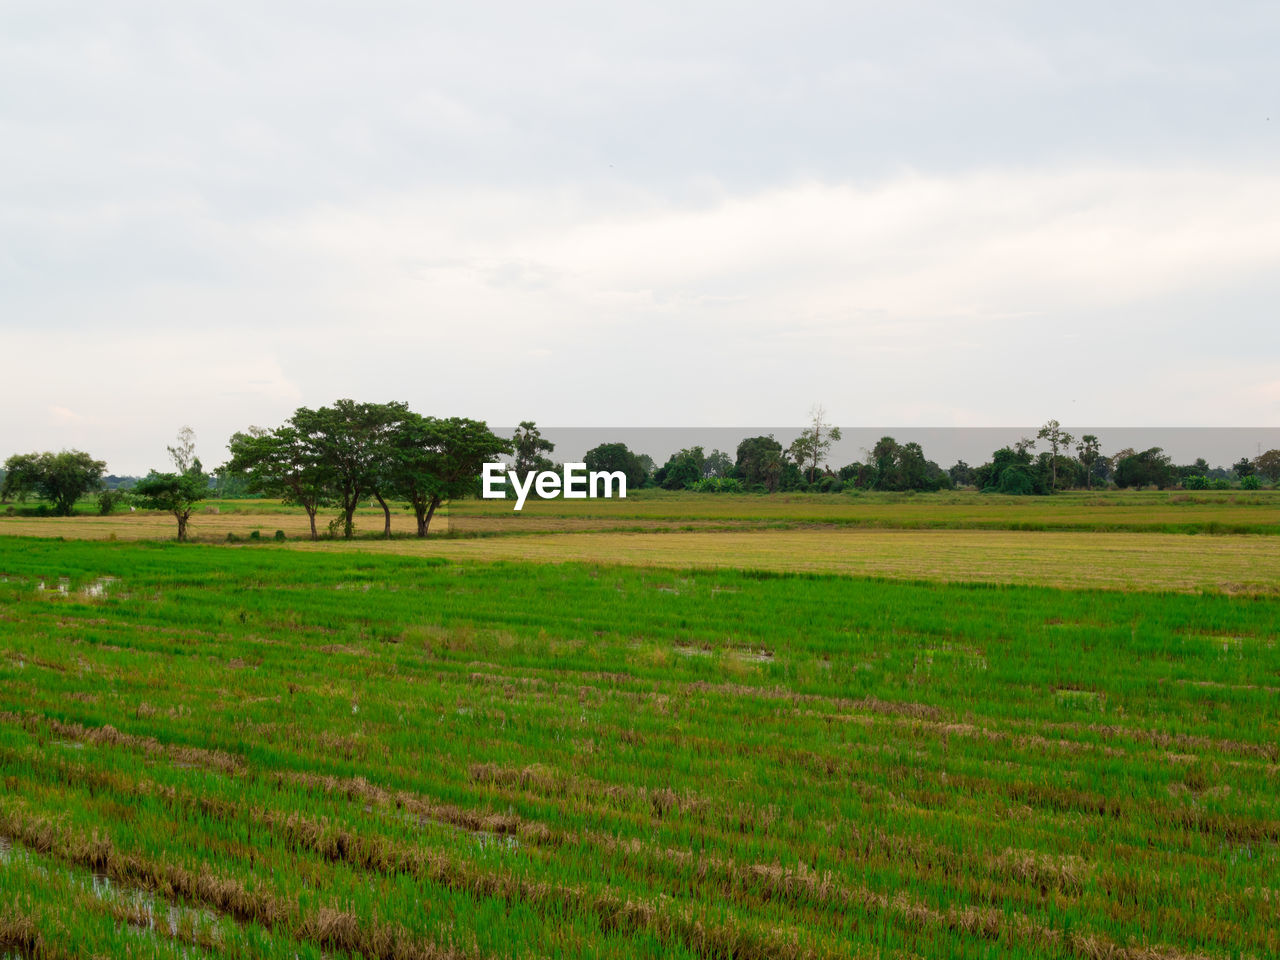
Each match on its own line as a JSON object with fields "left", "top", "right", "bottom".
{"left": 285, "top": 528, "right": 1280, "bottom": 593}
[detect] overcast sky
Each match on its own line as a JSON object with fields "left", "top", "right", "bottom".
{"left": 2, "top": 2, "right": 1278, "bottom": 473}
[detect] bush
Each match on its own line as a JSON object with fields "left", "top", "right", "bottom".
{"left": 1210, "top": 477, "right": 1231, "bottom": 490}
{"left": 690, "top": 477, "right": 744, "bottom": 493}
{"left": 274, "top": 529, "right": 287, "bottom": 541}
{"left": 1240, "top": 474, "right": 1261, "bottom": 490}
{"left": 97, "top": 489, "right": 130, "bottom": 515}
{"left": 1182, "top": 475, "right": 1209, "bottom": 490}
{"left": 249, "top": 530, "right": 261, "bottom": 540}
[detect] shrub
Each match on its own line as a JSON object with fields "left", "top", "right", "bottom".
{"left": 249, "top": 530, "right": 261, "bottom": 540}
{"left": 691, "top": 477, "right": 744, "bottom": 493}
{"left": 1183, "top": 475, "right": 1209, "bottom": 490}
{"left": 97, "top": 489, "right": 130, "bottom": 515}
{"left": 1240, "top": 474, "right": 1261, "bottom": 490}
{"left": 274, "top": 529, "right": 287, "bottom": 541}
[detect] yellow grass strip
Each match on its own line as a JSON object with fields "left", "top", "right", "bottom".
{"left": 286, "top": 528, "right": 1280, "bottom": 593}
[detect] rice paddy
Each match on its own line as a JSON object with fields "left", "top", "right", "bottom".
{"left": 1, "top": 492, "right": 1278, "bottom": 957}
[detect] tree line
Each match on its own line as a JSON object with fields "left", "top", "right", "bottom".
{"left": 4, "top": 408, "right": 1279, "bottom": 539}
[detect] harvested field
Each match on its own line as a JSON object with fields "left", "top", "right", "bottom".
{"left": 292, "top": 527, "right": 1280, "bottom": 594}
{"left": 1, "top": 536, "right": 1277, "bottom": 957}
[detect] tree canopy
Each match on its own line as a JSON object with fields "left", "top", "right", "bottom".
{"left": 1, "top": 450, "right": 106, "bottom": 515}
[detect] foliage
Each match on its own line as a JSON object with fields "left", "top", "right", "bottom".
{"left": 386, "top": 414, "right": 511, "bottom": 537}
{"left": 690, "top": 476, "right": 745, "bottom": 493}
{"left": 0, "top": 450, "right": 106, "bottom": 515}
{"left": 1255, "top": 448, "right": 1280, "bottom": 483}
{"left": 511, "top": 421, "right": 556, "bottom": 479}
{"left": 947, "top": 460, "right": 975, "bottom": 487}
{"left": 132, "top": 428, "right": 210, "bottom": 541}
{"left": 703, "top": 449, "right": 734, "bottom": 478}
{"left": 1075, "top": 435, "right": 1101, "bottom": 490}
{"left": 654, "top": 446, "right": 706, "bottom": 490}
{"left": 583, "top": 442, "right": 648, "bottom": 491}
{"left": 975, "top": 447, "right": 1045, "bottom": 495}
{"left": 788, "top": 405, "right": 841, "bottom": 483}
{"left": 1036, "top": 420, "right": 1074, "bottom": 492}
{"left": 1114, "top": 448, "right": 1174, "bottom": 490}
{"left": 96, "top": 489, "right": 129, "bottom": 515}
{"left": 734, "top": 436, "right": 785, "bottom": 492}
{"left": 133, "top": 467, "right": 208, "bottom": 541}
{"left": 867, "top": 437, "right": 951, "bottom": 492}
{"left": 292, "top": 400, "right": 409, "bottom": 539}
{"left": 1240, "top": 473, "right": 1261, "bottom": 490}
{"left": 226, "top": 425, "right": 331, "bottom": 540}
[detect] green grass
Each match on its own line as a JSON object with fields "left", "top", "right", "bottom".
{"left": 1, "top": 537, "right": 1277, "bottom": 958}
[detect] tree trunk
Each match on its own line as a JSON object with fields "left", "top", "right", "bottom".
{"left": 418, "top": 498, "right": 438, "bottom": 537}
{"left": 306, "top": 505, "right": 318, "bottom": 540}
{"left": 176, "top": 511, "right": 188, "bottom": 542}
{"left": 374, "top": 492, "right": 392, "bottom": 539}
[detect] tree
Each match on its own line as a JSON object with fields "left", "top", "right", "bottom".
{"left": 1232, "top": 457, "right": 1256, "bottom": 479}
{"left": 974, "top": 446, "right": 1043, "bottom": 495}
{"left": 292, "top": 400, "right": 408, "bottom": 539}
{"left": 167, "top": 426, "right": 197, "bottom": 473}
{"left": 583, "top": 443, "right": 647, "bottom": 491}
{"left": 133, "top": 429, "right": 208, "bottom": 541}
{"left": 226, "top": 425, "right": 330, "bottom": 540}
{"left": 870, "top": 436, "right": 900, "bottom": 490}
{"left": 1036, "top": 420, "right": 1074, "bottom": 492}
{"left": 789, "top": 406, "right": 842, "bottom": 483}
{"left": 0, "top": 450, "right": 105, "bottom": 515}
{"left": 1114, "top": 448, "right": 1174, "bottom": 490}
{"left": 1076, "top": 435, "right": 1101, "bottom": 490}
{"left": 387, "top": 415, "right": 511, "bottom": 537}
{"left": 1255, "top": 449, "right": 1280, "bottom": 483}
{"left": 655, "top": 447, "right": 706, "bottom": 490}
{"left": 704, "top": 449, "right": 733, "bottom": 479}
{"left": 866, "top": 438, "right": 949, "bottom": 491}
{"left": 734, "top": 436, "right": 784, "bottom": 492}
{"left": 948, "top": 461, "right": 975, "bottom": 488}
{"left": 511, "top": 422, "right": 556, "bottom": 480}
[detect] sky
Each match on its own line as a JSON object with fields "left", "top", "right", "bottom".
{"left": 2, "top": 2, "right": 1278, "bottom": 473}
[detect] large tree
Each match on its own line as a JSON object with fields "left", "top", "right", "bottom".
{"left": 1114, "top": 448, "right": 1174, "bottom": 490}
{"left": 292, "top": 400, "right": 408, "bottom": 539}
{"left": 387, "top": 415, "right": 511, "bottom": 537}
{"left": 226, "top": 425, "right": 329, "bottom": 540}
{"left": 1255, "top": 449, "right": 1280, "bottom": 483}
{"left": 0, "top": 450, "right": 105, "bottom": 515}
{"left": 789, "top": 405, "right": 841, "bottom": 484}
{"left": 655, "top": 447, "right": 706, "bottom": 490}
{"left": 583, "top": 442, "right": 647, "bottom": 491}
{"left": 734, "top": 435, "right": 784, "bottom": 492}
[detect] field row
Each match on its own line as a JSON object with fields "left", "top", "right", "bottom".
{"left": 1, "top": 538, "right": 1277, "bottom": 957}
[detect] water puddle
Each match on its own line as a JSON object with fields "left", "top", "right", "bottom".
{"left": 33, "top": 576, "right": 121, "bottom": 599}
{"left": 82, "top": 576, "right": 119, "bottom": 599}
{"left": 0, "top": 835, "right": 219, "bottom": 945}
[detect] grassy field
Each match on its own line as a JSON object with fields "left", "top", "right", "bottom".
{"left": 1, "top": 494, "right": 1278, "bottom": 958}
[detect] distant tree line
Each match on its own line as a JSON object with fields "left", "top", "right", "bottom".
{"left": 5, "top": 408, "right": 1280, "bottom": 535}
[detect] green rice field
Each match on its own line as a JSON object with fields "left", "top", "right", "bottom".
{"left": 1, "top": 522, "right": 1278, "bottom": 958}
